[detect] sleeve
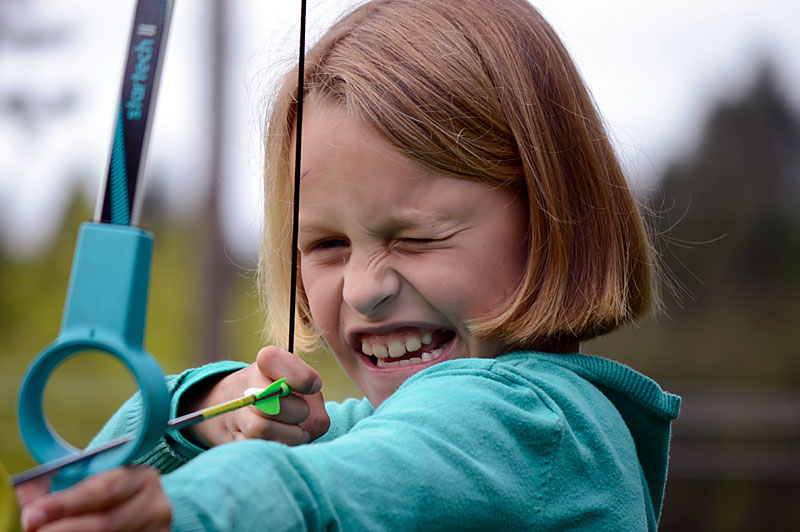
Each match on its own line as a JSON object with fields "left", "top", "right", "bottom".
{"left": 89, "top": 360, "right": 247, "bottom": 474}
{"left": 315, "top": 397, "right": 374, "bottom": 442}
{"left": 161, "top": 362, "right": 565, "bottom": 532}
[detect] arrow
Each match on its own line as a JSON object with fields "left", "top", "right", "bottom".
{"left": 11, "top": 379, "right": 291, "bottom": 486}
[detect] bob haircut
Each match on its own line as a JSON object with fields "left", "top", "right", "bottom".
{"left": 259, "top": 0, "right": 658, "bottom": 353}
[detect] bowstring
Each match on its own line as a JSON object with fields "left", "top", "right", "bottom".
{"left": 288, "top": 0, "right": 307, "bottom": 353}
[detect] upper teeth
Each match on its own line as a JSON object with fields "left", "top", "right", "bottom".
{"left": 371, "top": 343, "right": 388, "bottom": 358}
{"left": 360, "top": 332, "right": 434, "bottom": 359}
{"left": 405, "top": 336, "right": 422, "bottom": 352}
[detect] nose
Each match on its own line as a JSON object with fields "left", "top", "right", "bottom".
{"left": 342, "top": 255, "right": 400, "bottom": 317}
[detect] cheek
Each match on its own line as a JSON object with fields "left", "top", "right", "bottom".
{"left": 402, "top": 258, "right": 492, "bottom": 320}
{"left": 464, "top": 237, "right": 528, "bottom": 316}
{"left": 301, "top": 266, "right": 338, "bottom": 334}
{"left": 490, "top": 206, "right": 529, "bottom": 291}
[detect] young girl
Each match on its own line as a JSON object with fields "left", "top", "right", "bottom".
{"left": 17, "top": 0, "right": 680, "bottom": 530}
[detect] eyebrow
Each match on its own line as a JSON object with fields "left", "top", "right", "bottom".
{"left": 371, "top": 208, "right": 460, "bottom": 237}
{"left": 299, "top": 209, "right": 451, "bottom": 235}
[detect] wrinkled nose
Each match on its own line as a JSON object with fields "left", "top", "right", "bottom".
{"left": 342, "top": 258, "right": 400, "bottom": 318}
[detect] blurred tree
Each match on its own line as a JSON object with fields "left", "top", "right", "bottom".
{"left": 590, "top": 60, "right": 800, "bottom": 386}
{"left": 588, "top": 59, "right": 800, "bottom": 532}
{"left": 0, "top": 0, "right": 77, "bottom": 133}
{"left": 659, "top": 62, "right": 800, "bottom": 304}
{"left": 195, "top": 0, "right": 235, "bottom": 365}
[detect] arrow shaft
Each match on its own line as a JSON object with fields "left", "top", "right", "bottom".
{"left": 11, "top": 388, "right": 284, "bottom": 486}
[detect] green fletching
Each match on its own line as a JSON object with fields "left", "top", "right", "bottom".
{"left": 254, "top": 378, "right": 291, "bottom": 415}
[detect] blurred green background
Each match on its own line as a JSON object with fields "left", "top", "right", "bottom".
{"left": 3, "top": 2, "right": 800, "bottom": 531}
{"left": 591, "top": 64, "right": 800, "bottom": 531}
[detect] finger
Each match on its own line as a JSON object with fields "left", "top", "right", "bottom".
{"left": 256, "top": 346, "right": 322, "bottom": 395}
{"left": 90, "top": 469, "right": 170, "bottom": 532}
{"left": 30, "top": 472, "right": 170, "bottom": 532}
{"left": 16, "top": 475, "right": 51, "bottom": 508}
{"left": 30, "top": 514, "right": 168, "bottom": 532}
{"left": 249, "top": 393, "right": 310, "bottom": 424}
{"left": 298, "top": 391, "right": 331, "bottom": 441}
{"left": 21, "top": 467, "right": 153, "bottom": 527}
{"left": 240, "top": 416, "right": 310, "bottom": 446}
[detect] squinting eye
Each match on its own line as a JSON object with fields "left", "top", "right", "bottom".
{"left": 313, "top": 239, "right": 349, "bottom": 250}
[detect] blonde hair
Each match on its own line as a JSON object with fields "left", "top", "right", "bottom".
{"left": 259, "top": 0, "right": 658, "bottom": 352}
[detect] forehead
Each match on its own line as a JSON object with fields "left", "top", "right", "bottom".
{"left": 298, "top": 100, "right": 420, "bottom": 182}
{"left": 296, "top": 99, "right": 525, "bottom": 232}
{"left": 299, "top": 167, "right": 473, "bottom": 234}
{"left": 299, "top": 103, "right": 437, "bottom": 214}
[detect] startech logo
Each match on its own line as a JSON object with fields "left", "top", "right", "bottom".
{"left": 125, "top": 38, "right": 154, "bottom": 120}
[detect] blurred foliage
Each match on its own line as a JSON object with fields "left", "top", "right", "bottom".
{"left": 587, "top": 62, "right": 800, "bottom": 531}
{"left": 588, "top": 62, "right": 800, "bottom": 387}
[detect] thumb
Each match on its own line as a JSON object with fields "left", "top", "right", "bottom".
{"left": 256, "top": 346, "right": 322, "bottom": 396}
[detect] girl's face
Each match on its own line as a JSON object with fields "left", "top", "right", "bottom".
{"left": 298, "top": 101, "right": 528, "bottom": 406}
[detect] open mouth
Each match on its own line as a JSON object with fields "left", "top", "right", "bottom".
{"left": 359, "top": 329, "right": 456, "bottom": 368}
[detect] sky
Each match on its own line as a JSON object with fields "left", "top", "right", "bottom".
{"left": 1, "top": 0, "right": 799, "bottom": 259}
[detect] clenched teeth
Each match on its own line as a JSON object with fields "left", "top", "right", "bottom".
{"left": 376, "top": 348, "right": 444, "bottom": 368}
{"left": 362, "top": 341, "right": 373, "bottom": 356}
{"left": 388, "top": 341, "right": 406, "bottom": 358}
{"left": 372, "top": 343, "right": 388, "bottom": 359}
{"left": 405, "top": 336, "right": 422, "bottom": 352}
{"left": 362, "top": 333, "right": 430, "bottom": 359}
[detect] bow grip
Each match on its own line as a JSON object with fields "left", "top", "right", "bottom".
{"left": 17, "top": 222, "right": 170, "bottom": 491}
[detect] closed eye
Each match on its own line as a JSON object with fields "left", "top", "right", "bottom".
{"left": 393, "top": 231, "right": 460, "bottom": 251}
{"left": 392, "top": 237, "right": 444, "bottom": 251}
{"left": 302, "top": 238, "right": 349, "bottom": 254}
{"left": 315, "top": 239, "right": 349, "bottom": 249}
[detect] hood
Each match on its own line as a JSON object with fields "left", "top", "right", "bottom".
{"left": 534, "top": 352, "right": 681, "bottom": 519}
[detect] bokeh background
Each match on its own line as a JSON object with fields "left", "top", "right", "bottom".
{"left": 2, "top": 1, "right": 800, "bottom": 530}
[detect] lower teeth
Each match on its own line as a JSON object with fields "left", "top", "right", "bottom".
{"left": 376, "top": 348, "right": 443, "bottom": 368}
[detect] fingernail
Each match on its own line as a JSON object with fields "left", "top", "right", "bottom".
{"left": 302, "top": 430, "right": 311, "bottom": 443}
{"left": 309, "top": 377, "right": 322, "bottom": 395}
{"left": 21, "top": 507, "right": 46, "bottom": 530}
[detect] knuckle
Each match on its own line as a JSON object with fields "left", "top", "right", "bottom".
{"left": 156, "top": 501, "right": 173, "bottom": 528}
{"left": 140, "top": 466, "right": 161, "bottom": 485}
{"left": 78, "top": 514, "right": 110, "bottom": 532}
{"left": 293, "top": 399, "right": 311, "bottom": 422}
{"left": 297, "top": 371, "right": 321, "bottom": 395}
{"left": 155, "top": 490, "right": 172, "bottom": 516}
{"left": 242, "top": 416, "right": 270, "bottom": 439}
{"left": 42, "top": 499, "right": 67, "bottom": 522}
{"left": 102, "top": 511, "right": 126, "bottom": 532}
{"left": 304, "top": 413, "right": 331, "bottom": 438}
{"left": 287, "top": 427, "right": 306, "bottom": 446}
{"left": 256, "top": 345, "right": 284, "bottom": 362}
{"left": 317, "top": 413, "right": 332, "bottom": 433}
{"left": 85, "top": 476, "right": 116, "bottom": 503}
{"left": 255, "top": 346, "right": 271, "bottom": 359}
{"left": 145, "top": 481, "right": 172, "bottom": 527}
{"left": 256, "top": 347, "right": 283, "bottom": 374}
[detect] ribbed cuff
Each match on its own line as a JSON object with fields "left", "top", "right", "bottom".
{"left": 167, "top": 360, "right": 249, "bottom": 458}
{"left": 134, "top": 361, "right": 248, "bottom": 472}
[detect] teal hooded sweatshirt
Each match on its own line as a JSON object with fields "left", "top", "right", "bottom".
{"left": 92, "top": 351, "right": 680, "bottom": 531}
